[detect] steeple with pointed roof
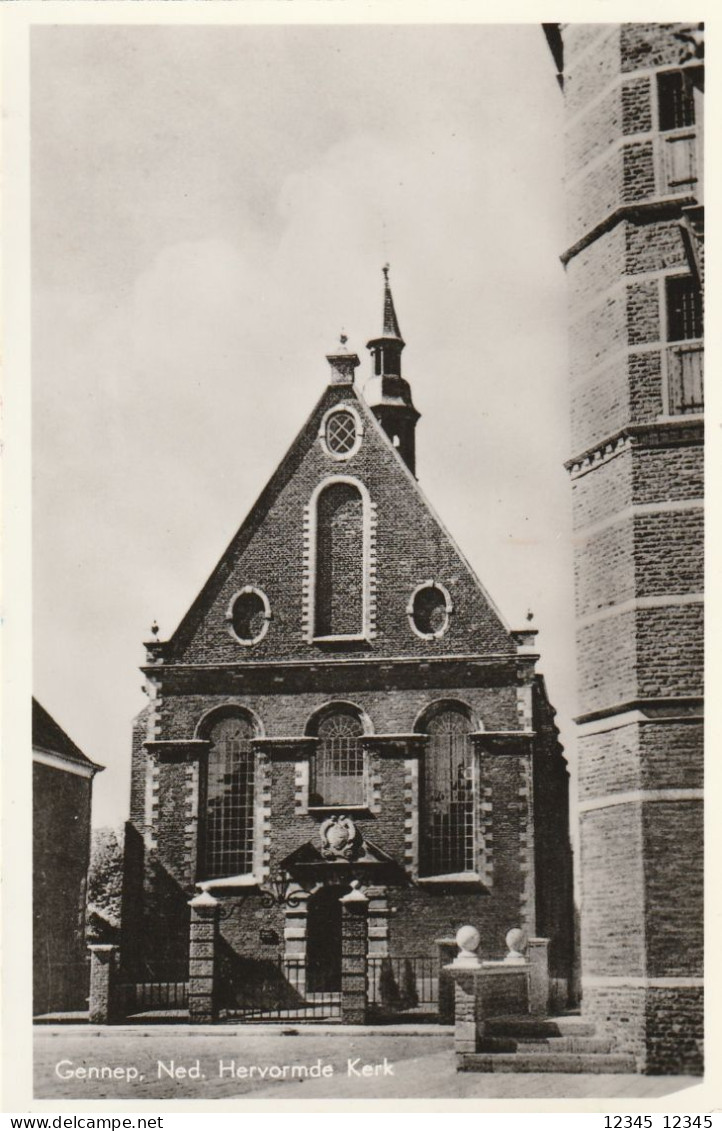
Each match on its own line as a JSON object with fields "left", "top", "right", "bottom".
{"left": 364, "top": 266, "right": 420, "bottom": 475}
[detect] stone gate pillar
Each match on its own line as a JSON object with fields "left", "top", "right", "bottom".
{"left": 527, "top": 936, "right": 550, "bottom": 1016}
{"left": 340, "top": 881, "right": 369, "bottom": 1024}
{"left": 435, "top": 936, "right": 457, "bottom": 1024}
{"left": 188, "top": 890, "right": 220, "bottom": 1023}
{"left": 88, "top": 944, "right": 120, "bottom": 1024}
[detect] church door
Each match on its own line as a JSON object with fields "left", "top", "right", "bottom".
{"left": 305, "top": 885, "right": 347, "bottom": 993}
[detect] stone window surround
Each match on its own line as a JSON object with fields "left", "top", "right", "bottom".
{"left": 225, "top": 585, "right": 272, "bottom": 646}
{"left": 304, "top": 474, "right": 376, "bottom": 643}
{"left": 188, "top": 706, "right": 266, "bottom": 887}
{"left": 659, "top": 268, "right": 703, "bottom": 418}
{"left": 318, "top": 402, "right": 364, "bottom": 462}
{"left": 406, "top": 579, "right": 454, "bottom": 640}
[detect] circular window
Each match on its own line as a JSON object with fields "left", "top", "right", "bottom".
{"left": 227, "top": 587, "right": 271, "bottom": 645}
{"left": 407, "top": 582, "right": 453, "bottom": 639}
{"left": 320, "top": 405, "right": 363, "bottom": 460}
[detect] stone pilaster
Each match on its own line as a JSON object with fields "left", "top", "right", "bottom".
{"left": 366, "top": 886, "right": 389, "bottom": 1007}
{"left": 283, "top": 889, "right": 310, "bottom": 998}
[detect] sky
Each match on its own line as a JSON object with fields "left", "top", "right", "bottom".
{"left": 31, "top": 21, "right": 572, "bottom": 830}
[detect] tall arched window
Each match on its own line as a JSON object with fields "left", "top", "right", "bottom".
{"left": 314, "top": 481, "right": 364, "bottom": 638}
{"left": 310, "top": 707, "right": 365, "bottom": 807}
{"left": 203, "top": 714, "right": 255, "bottom": 879}
{"left": 421, "top": 706, "right": 475, "bottom": 876}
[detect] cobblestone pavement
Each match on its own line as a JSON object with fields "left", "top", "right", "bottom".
{"left": 33, "top": 1026, "right": 701, "bottom": 1103}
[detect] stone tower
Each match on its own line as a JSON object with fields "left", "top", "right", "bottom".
{"left": 545, "top": 24, "right": 704, "bottom": 1073}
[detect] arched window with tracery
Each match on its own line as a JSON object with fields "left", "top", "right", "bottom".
{"left": 203, "top": 714, "right": 256, "bottom": 879}
{"left": 314, "top": 481, "right": 364, "bottom": 638}
{"left": 421, "top": 706, "right": 475, "bottom": 876}
{"left": 310, "top": 707, "right": 365, "bottom": 807}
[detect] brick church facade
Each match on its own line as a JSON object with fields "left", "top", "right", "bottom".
{"left": 545, "top": 23, "right": 704, "bottom": 1073}
{"left": 121, "top": 271, "right": 574, "bottom": 1019}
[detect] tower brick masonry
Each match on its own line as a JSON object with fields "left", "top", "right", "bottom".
{"left": 545, "top": 22, "right": 704, "bottom": 1074}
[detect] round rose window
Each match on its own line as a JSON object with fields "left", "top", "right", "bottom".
{"left": 228, "top": 587, "right": 270, "bottom": 644}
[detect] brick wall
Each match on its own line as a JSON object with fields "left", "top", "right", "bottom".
{"left": 643, "top": 800, "right": 702, "bottom": 977}
{"left": 532, "top": 681, "right": 575, "bottom": 984}
{"left": 645, "top": 987, "right": 704, "bottom": 1074}
{"left": 634, "top": 509, "right": 703, "bottom": 595}
{"left": 578, "top": 718, "right": 702, "bottom": 801}
{"left": 574, "top": 517, "right": 635, "bottom": 617}
{"left": 579, "top": 802, "right": 646, "bottom": 976}
{"left": 583, "top": 984, "right": 703, "bottom": 1075}
{"left": 148, "top": 684, "right": 521, "bottom": 745}
{"left": 33, "top": 763, "right": 93, "bottom": 1013}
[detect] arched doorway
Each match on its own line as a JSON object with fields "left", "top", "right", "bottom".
{"left": 305, "top": 885, "right": 348, "bottom": 993}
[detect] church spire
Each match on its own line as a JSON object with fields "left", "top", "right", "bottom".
{"left": 364, "top": 266, "right": 420, "bottom": 475}
{"left": 382, "top": 263, "right": 403, "bottom": 340}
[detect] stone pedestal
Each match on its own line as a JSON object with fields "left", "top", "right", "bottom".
{"left": 527, "top": 936, "right": 550, "bottom": 1016}
{"left": 340, "top": 882, "right": 369, "bottom": 1024}
{"left": 450, "top": 968, "right": 485, "bottom": 1054}
{"left": 445, "top": 925, "right": 537, "bottom": 1058}
{"left": 188, "top": 891, "right": 220, "bottom": 1023}
{"left": 88, "top": 944, "right": 120, "bottom": 1025}
{"left": 446, "top": 962, "right": 532, "bottom": 1054}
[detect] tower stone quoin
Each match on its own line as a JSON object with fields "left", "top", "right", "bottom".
{"left": 121, "top": 268, "right": 574, "bottom": 1024}
{"left": 545, "top": 22, "right": 704, "bottom": 1075}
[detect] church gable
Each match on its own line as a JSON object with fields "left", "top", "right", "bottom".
{"left": 168, "top": 355, "right": 513, "bottom": 666}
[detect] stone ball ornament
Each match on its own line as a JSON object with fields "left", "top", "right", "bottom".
{"left": 452, "top": 924, "right": 482, "bottom": 967}
{"left": 456, "top": 925, "right": 481, "bottom": 953}
{"left": 505, "top": 927, "right": 527, "bottom": 963}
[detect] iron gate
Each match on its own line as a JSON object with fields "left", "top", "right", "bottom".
{"left": 222, "top": 957, "right": 341, "bottom": 1022}
{"left": 368, "top": 956, "right": 439, "bottom": 1019}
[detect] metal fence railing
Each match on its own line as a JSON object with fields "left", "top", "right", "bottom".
{"left": 118, "top": 980, "right": 189, "bottom": 1015}
{"left": 368, "top": 956, "right": 439, "bottom": 1016}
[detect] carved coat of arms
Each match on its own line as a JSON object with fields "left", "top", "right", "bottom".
{"left": 319, "top": 814, "right": 362, "bottom": 860}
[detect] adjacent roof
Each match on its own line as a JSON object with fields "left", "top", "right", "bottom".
{"left": 32, "top": 698, "right": 103, "bottom": 772}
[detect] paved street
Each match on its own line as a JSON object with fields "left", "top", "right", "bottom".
{"left": 34, "top": 1025, "right": 700, "bottom": 1102}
